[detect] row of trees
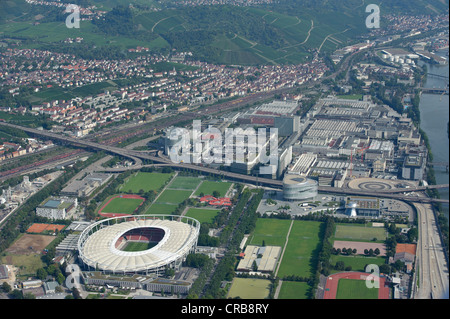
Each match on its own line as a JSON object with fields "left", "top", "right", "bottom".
{"left": 0, "top": 152, "right": 102, "bottom": 254}
{"left": 195, "top": 189, "right": 264, "bottom": 299}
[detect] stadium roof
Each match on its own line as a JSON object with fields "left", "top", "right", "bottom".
{"left": 78, "top": 216, "right": 199, "bottom": 273}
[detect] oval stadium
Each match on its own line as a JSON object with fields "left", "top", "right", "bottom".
{"left": 77, "top": 215, "right": 200, "bottom": 275}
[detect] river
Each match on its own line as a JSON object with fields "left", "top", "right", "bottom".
{"left": 418, "top": 52, "right": 449, "bottom": 220}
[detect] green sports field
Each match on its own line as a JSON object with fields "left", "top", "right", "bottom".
{"left": 101, "top": 197, "right": 144, "bottom": 214}
{"left": 276, "top": 220, "right": 322, "bottom": 278}
{"left": 336, "top": 279, "right": 379, "bottom": 299}
{"left": 168, "top": 176, "right": 201, "bottom": 190}
{"left": 277, "top": 281, "right": 310, "bottom": 299}
{"left": 185, "top": 208, "right": 221, "bottom": 224}
{"left": 227, "top": 278, "right": 271, "bottom": 299}
{"left": 334, "top": 225, "right": 387, "bottom": 242}
{"left": 194, "top": 181, "right": 232, "bottom": 197}
{"left": 146, "top": 203, "right": 178, "bottom": 215}
{"left": 249, "top": 218, "right": 291, "bottom": 247}
{"left": 329, "top": 255, "right": 386, "bottom": 273}
{"left": 121, "top": 241, "right": 156, "bottom": 252}
{"left": 120, "top": 172, "right": 174, "bottom": 193}
{"left": 154, "top": 189, "right": 192, "bottom": 205}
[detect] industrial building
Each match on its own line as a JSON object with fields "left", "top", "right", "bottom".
{"left": 254, "top": 100, "right": 298, "bottom": 116}
{"left": 61, "top": 173, "right": 112, "bottom": 197}
{"left": 402, "top": 155, "right": 425, "bottom": 180}
{"left": 274, "top": 116, "right": 300, "bottom": 137}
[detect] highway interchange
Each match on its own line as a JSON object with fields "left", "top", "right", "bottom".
{"left": 0, "top": 47, "right": 448, "bottom": 299}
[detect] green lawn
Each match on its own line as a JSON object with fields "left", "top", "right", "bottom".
{"left": 184, "top": 208, "right": 221, "bottom": 224}
{"left": 227, "top": 278, "right": 271, "bottom": 299}
{"left": 122, "top": 241, "right": 156, "bottom": 252}
{"left": 101, "top": 197, "right": 144, "bottom": 214}
{"left": 277, "top": 220, "right": 322, "bottom": 278}
{"left": 329, "top": 255, "right": 387, "bottom": 273}
{"left": 336, "top": 279, "right": 379, "bottom": 299}
{"left": 119, "top": 172, "right": 173, "bottom": 193}
{"left": 194, "top": 181, "right": 232, "bottom": 197}
{"left": 168, "top": 176, "right": 202, "bottom": 190}
{"left": 248, "top": 218, "right": 291, "bottom": 247}
{"left": 146, "top": 203, "right": 178, "bottom": 215}
{"left": 154, "top": 189, "right": 192, "bottom": 205}
{"left": 334, "top": 225, "right": 387, "bottom": 242}
{"left": 277, "top": 281, "right": 310, "bottom": 299}
{"left": 0, "top": 253, "right": 45, "bottom": 277}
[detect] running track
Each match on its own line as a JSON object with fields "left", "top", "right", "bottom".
{"left": 323, "top": 272, "right": 390, "bottom": 299}
{"left": 98, "top": 194, "right": 145, "bottom": 218}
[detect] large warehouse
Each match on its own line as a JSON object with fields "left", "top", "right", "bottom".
{"left": 282, "top": 175, "right": 318, "bottom": 201}
{"left": 77, "top": 215, "right": 200, "bottom": 275}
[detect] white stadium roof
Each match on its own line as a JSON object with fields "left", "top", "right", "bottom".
{"left": 78, "top": 216, "right": 200, "bottom": 273}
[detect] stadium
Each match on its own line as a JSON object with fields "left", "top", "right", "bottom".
{"left": 77, "top": 215, "right": 200, "bottom": 275}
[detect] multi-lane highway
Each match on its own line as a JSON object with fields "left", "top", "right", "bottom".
{"left": 414, "top": 202, "right": 449, "bottom": 299}
{"left": 1, "top": 121, "right": 447, "bottom": 205}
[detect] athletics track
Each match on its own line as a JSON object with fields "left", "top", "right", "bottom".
{"left": 323, "top": 271, "right": 390, "bottom": 299}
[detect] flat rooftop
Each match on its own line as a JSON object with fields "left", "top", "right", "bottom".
{"left": 42, "top": 200, "right": 61, "bottom": 209}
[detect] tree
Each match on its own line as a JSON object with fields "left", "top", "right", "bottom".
{"left": 1, "top": 282, "right": 11, "bottom": 293}
{"left": 36, "top": 268, "right": 48, "bottom": 280}
{"left": 23, "top": 292, "right": 36, "bottom": 299}
{"left": 335, "top": 261, "right": 345, "bottom": 270}
{"left": 212, "top": 190, "right": 220, "bottom": 198}
{"left": 374, "top": 248, "right": 380, "bottom": 256}
{"left": 56, "top": 272, "right": 66, "bottom": 285}
{"left": 407, "top": 227, "right": 418, "bottom": 243}
{"left": 379, "top": 264, "right": 391, "bottom": 274}
{"left": 9, "top": 289, "right": 23, "bottom": 299}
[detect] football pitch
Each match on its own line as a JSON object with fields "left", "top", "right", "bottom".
{"left": 194, "top": 181, "right": 232, "bottom": 197}
{"left": 121, "top": 241, "right": 156, "bottom": 252}
{"left": 120, "top": 172, "right": 173, "bottom": 193}
{"left": 227, "top": 278, "right": 271, "bottom": 299}
{"left": 155, "top": 189, "right": 192, "bottom": 205}
{"left": 185, "top": 208, "right": 221, "bottom": 224}
{"left": 248, "top": 219, "right": 322, "bottom": 278}
{"left": 101, "top": 197, "right": 144, "bottom": 215}
{"left": 277, "top": 281, "right": 310, "bottom": 299}
{"left": 336, "top": 279, "right": 379, "bottom": 299}
{"left": 249, "top": 218, "right": 291, "bottom": 247}
{"left": 168, "top": 176, "right": 201, "bottom": 190}
{"left": 334, "top": 225, "right": 386, "bottom": 241}
{"left": 276, "top": 220, "right": 322, "bottom": 278}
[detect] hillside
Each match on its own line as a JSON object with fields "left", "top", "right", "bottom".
{"left": 91, "top": 4, "right": 368, "bottom": 65}
{"left": 0, "top": 0, "right": 447, "bottom": 65}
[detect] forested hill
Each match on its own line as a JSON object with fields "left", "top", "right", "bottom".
{"left": 160, "top": 0, "right": 449, "bottom": 15}
{"left": 1, "top": 0, "right": 448, "bottom": 65}
{"left": 92, "top": 4, "right": 367, "bottom": 65}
